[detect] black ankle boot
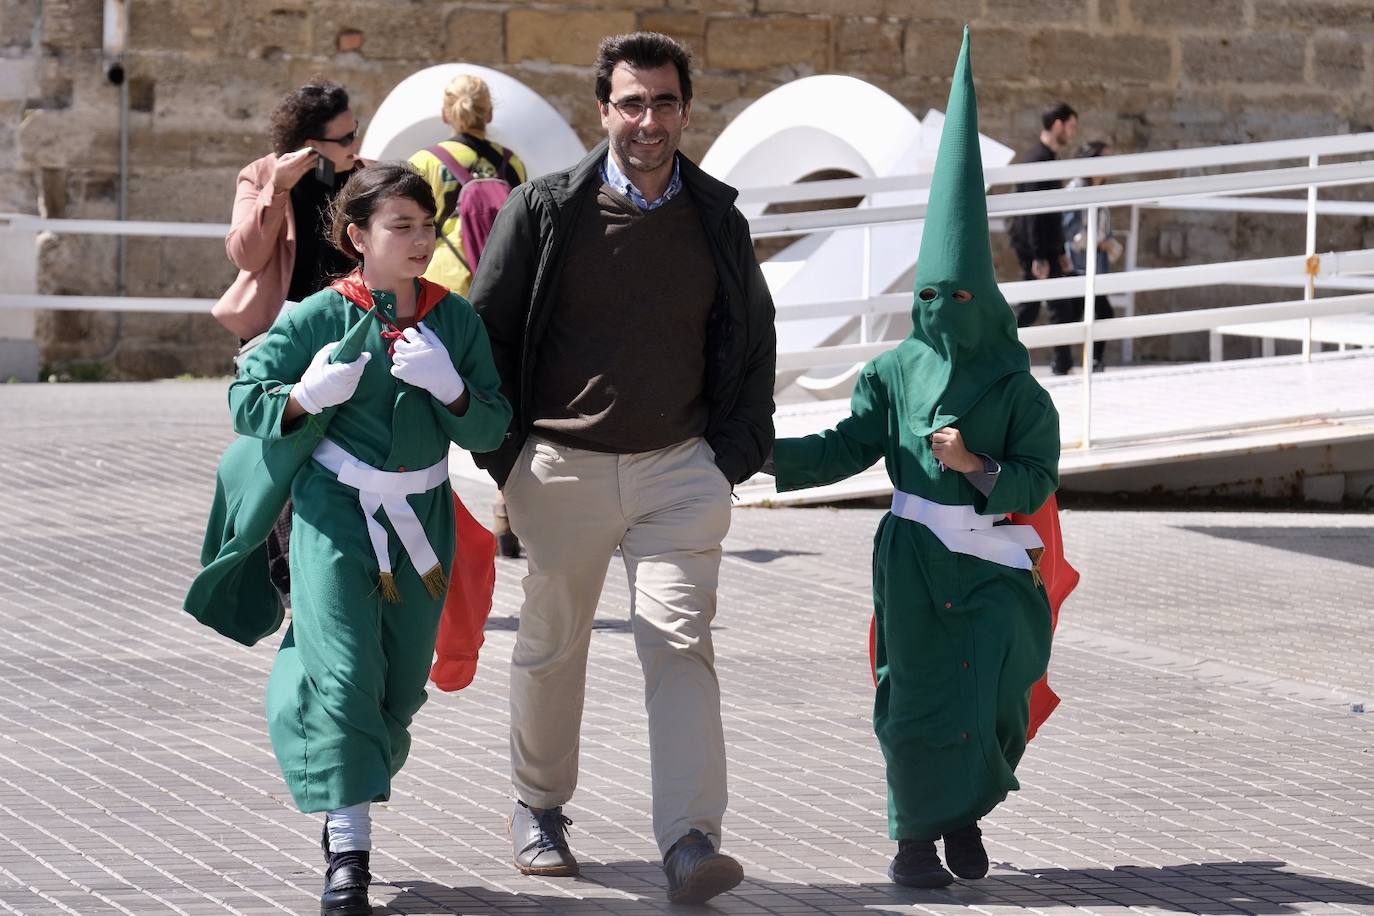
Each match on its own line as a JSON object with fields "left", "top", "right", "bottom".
{"left": 321, "top": 850, "right": 371, "bottom": 916}
{"left": 942, "top": 822, "right": 989, "bottom": 879}
{"left": 888, "top": 839, "right": 953, "bottom": 888}
{"left": 493, "top": 502, "right": 522, "bottom": 558}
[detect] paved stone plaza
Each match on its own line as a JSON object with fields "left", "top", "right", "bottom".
{"left": 1, "top": 380, "right": 1371, "bottom": 915}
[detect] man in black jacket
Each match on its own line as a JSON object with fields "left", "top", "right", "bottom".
{"left": 467, "top": 31, "right": 774, "bottom": 906}
{"left": 1009, "top": 101, "right": 1079, "bottom": 375}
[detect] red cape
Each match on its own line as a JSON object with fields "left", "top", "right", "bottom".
{"left": 868, "top": 492, "right": 1077, "bottom": 741}
{"left": 430, "top": 494, "right": 498, "bottom": 691}
{"left": 330, "top": 271, "right": 499, "bottom": 691}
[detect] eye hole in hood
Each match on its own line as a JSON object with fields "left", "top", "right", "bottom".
{"left": 917, "top": 287, "right": 975, "bottom": 302}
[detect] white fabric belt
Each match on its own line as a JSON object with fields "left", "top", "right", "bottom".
{"left": 890, "top": 489, "right": 1042, "bottom": 570}
{"left": 312, "top": 438, "right": 449, "bottom": 580}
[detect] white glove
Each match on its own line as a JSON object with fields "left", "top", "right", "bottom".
{"left": 390, "top": 322, "right": 466, "bottom": 405}
{"left": 292, "top": 343, "right": 371, "bottom": 415}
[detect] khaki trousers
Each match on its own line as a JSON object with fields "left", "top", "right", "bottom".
{"left": 503, "top": 435, "right": 732, "bottom": 856}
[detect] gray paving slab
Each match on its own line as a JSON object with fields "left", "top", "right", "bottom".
{"left": 0, "top": 380, "right": 1371, "bottom": 915}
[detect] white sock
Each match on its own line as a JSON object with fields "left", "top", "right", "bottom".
{"left": 326, "top": 802, "right": 372, "bottom": 853}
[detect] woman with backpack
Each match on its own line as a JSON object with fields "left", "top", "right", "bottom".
{"left": 409, "top": 74, "right": 528, "bottom": 297}
{"left": 410, "top": 74, "right": 528, "bottom": 558}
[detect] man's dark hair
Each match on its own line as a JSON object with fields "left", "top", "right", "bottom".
{"left": 1041, "top": 101, "right": 1077, "bottom": 131}
{"left": 329, "top": 162, "right": 437, "bottom": 261}
{"left": 594, "top": 32, "right": 693, "bottom": 104}
{"left": 270, "top": 81, "right": 350, "bottom": 156}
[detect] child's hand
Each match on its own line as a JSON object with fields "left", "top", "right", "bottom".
{"left": 292, "top": 343, "right": 371, "bottom": 415}
{"left": 930, "top": 427, "right": 981, "bottom": 474}
{"left": 391, "top": 323, "right": 466, "bottom": 406}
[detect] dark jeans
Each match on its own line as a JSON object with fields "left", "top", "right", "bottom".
{"left": 1015, "top": 257, "right": 1111, "bottom": 374}
{"left": 265, "top": 500, "right": 292, "bottom": 603}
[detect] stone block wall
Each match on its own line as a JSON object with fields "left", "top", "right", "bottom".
{"left": 4, "top": 0, "right": 1373, "bottom": 377}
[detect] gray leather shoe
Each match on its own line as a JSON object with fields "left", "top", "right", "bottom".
{"left": 510, "top": 800, "right": 578, "bottom": 877}
{"left": 663, "top": 830, "right": 743, "bottom": 904}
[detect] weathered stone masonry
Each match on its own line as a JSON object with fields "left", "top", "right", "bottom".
{"left": 4, "top": 0, "right": 1373, "bottom": 377}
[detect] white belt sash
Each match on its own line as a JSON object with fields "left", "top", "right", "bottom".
{"left": 312, "top": 438, "right": 450, "bottom": 602}
{"left": 890, "top": 489, "right": 1042, "bottom": 571}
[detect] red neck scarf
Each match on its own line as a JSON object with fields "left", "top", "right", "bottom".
{"left": 329, "top": 269, "right": 449, "bottom": 354}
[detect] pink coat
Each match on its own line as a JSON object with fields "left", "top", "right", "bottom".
{"left": 212, "top": 154, "right": 297, "bottom": 340}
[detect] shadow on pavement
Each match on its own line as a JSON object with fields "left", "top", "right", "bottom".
{"left": 375, "top": 859, "right": 1374, "bottom": 914}
{"left": 484, "top": 615, "right": 635, "bottom": 633}
{"left": 724, "top": 547, "right": 821, "bottom": 563}
{"left": 1179, "top": 525, "right": 1374, "bottom": 570}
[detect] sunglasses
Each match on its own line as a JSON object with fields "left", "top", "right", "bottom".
{"left": 313, "top": 128, "right": 358, "bottom": 146}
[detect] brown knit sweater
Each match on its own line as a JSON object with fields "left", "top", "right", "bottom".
{"left": 530, "top": 184, "right": 718, "bottom": 453}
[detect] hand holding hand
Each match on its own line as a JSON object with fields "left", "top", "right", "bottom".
{"left": 293, "top": 343, "right": 371, "bottom": 415}
{"left": 390, "top": 322, "right": 466, "bottom": 406}
{"left": 272, "top": 148, "right": 318, "bottom": 191}
{"left": 1102, "top": 236, "right": 1124, "bottom": 264}
{"left": 930, "top": 427, "right": 981, "bottom": 474}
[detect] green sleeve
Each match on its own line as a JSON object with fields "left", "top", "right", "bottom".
{"left": 227, "top": 308, "right": 318, "bottom": 441}
{"left": 979, "top": 388, "right": 1060, "bottom": 516}
{"left": 773, "top": 364, "right": 889, "bottom": 492}
{"left": 429, "top": 294, "right": 513, "bottom": 453}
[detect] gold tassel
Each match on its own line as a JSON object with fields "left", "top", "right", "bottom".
{"left": 1026, "top": 547, "right": 1045, "bottom": 590}
{"left": 378, "top": 571, "right": 402, "bottom": 604}
{"left": 420, "top": 563, "right": 449, "bottom": 600}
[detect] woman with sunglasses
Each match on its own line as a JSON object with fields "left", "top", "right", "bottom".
{"left": 214, "top": 81, "right": 366, "bottom": 344}
{"left": 213, "top": 81, "right": 367, "bottom": 604}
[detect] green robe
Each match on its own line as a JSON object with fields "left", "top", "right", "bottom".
{"left": 774, "top": 358, "right": 1058, "bottom": 840}
{"left": 776, "top": 27, "right": 1060, "bottom": 841}
{"left": 229, "top": 285, "right": 510, "bottom": 813}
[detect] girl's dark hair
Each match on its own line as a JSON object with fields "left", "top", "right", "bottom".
{"left": 594, "top": 31, "right": 693, "bottom": 104}
{"left": 329, "top": 163, "right": 438, "bottom": 261}
{"left": 1075, "top": 140, "right": 1111, "bottom": 159}
{"left": 269, "top": 81, "right": 351, "bottom": 156}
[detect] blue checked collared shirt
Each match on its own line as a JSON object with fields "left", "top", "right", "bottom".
{"left": 602, "top": 153, "right": 682, "bottom": 211}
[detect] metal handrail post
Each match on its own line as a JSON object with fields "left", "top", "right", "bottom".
{"left": 860, "top": 220, "right": 872, "bottom": 344}
{"left": 1124, "top": 204, "right": 1139, "bottom": 364}
{"left": 1081, "top": 205, "right": 1098, "bottom": 448}
{"left": 1304, "top": 153, "right": 1319, "bottom": 362}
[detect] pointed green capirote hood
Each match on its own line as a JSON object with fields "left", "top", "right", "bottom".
{"left": 902, "top": 26, "right": 1029, "bottom": 436}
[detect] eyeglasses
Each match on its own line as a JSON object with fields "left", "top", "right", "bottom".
{"left": 314, "top": 128, "right": 359, "bottom": 146}
{"left": 607, "top": 97, "right": 684, "bottom": 121}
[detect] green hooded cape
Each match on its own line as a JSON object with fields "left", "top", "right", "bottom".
{"left": 183, "top": 307, "right": 378, "bottom": 646}
{"left": 774, "top": 28, "right": 1061, "bottom": 841}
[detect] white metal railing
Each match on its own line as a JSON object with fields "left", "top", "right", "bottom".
{"left": 746, "top": 160, "right": 1374, "bottom": 237}
{"left": 4, "top": 131, "right": 1374, "bottom": 447}
{"left": 0, "top": 215, "right": 229, "bottom": 238}
{"left": 736, "top": 130, "right": 1374, "bottom": 205}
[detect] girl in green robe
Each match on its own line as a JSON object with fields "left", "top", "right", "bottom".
{"left": 772, "top": 30, "right": 1060, "bottom": 889}
{"left": 229, "top": 163, "right": 511, "bottom": 915}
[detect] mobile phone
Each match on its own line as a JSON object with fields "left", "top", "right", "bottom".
{"left": 313, "top": 152, "right": 335, "bottom": 186}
